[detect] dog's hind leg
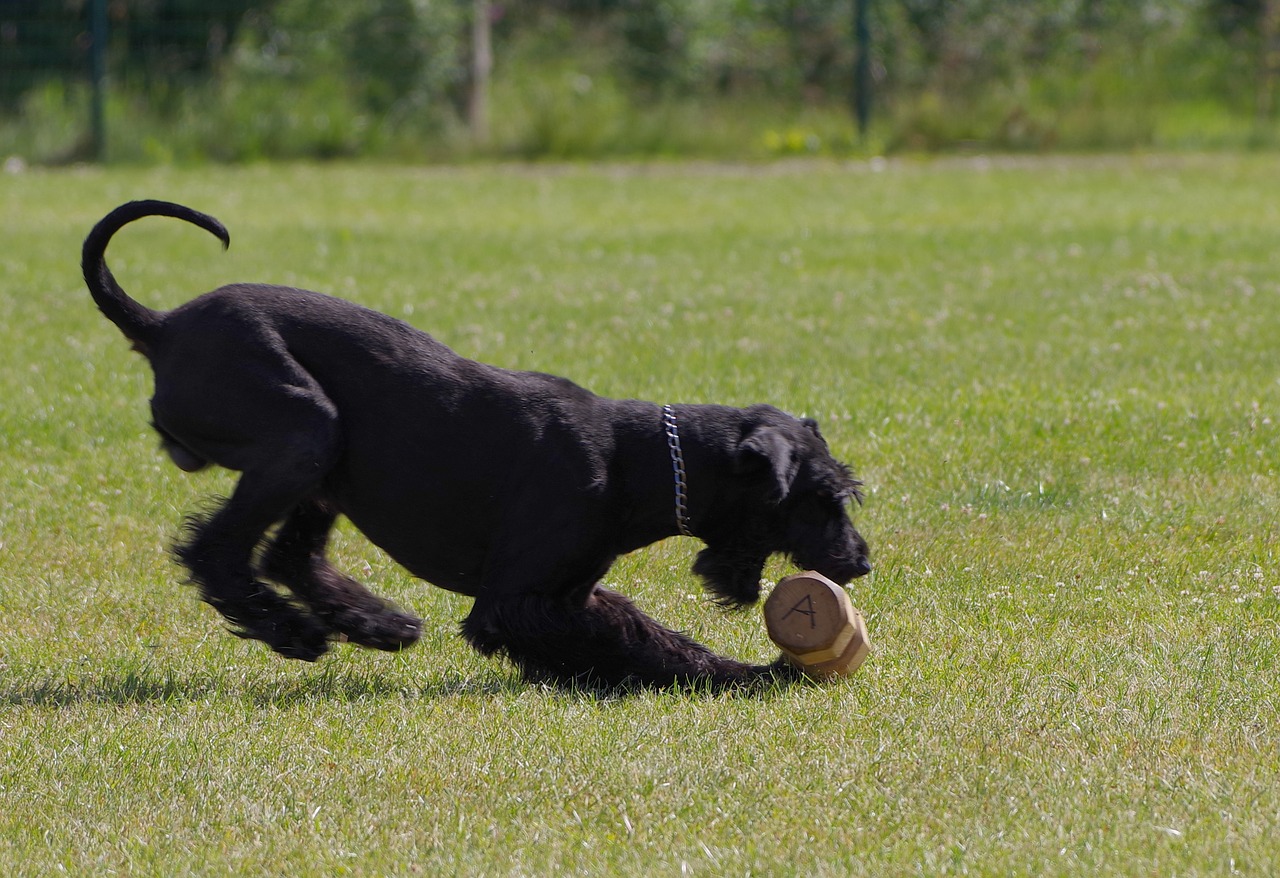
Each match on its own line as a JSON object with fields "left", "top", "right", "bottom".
{"left": 461, "top": 587, "right": 791, "bottom": 690}
{"left": 159, "top": 354, "right": 345, "bottom": 661}
{"left": 259, "top": 499, "right": 423, "bottom": 652}
{"left": 177, "top": 470, "right": 337, "bottom": 661}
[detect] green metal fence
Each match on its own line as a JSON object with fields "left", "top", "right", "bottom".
{"left": 2, "top": 0, "right": 263, "bottom": 163}
{"left": 4, "top": 1, "right": 1277, "bottom": 164}
{"left": 3, "top": 1, "right": 881, "bottom": 164}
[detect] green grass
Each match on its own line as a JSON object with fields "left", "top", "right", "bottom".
{"left": 2, "top": 156, "right": 1280, "bottom": 875}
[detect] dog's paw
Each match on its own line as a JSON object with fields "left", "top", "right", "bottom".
{"left": 335, "top": 608, "right": 423, "bottom": 652}
{"left": 274, "top": 626, "right": 331, "bottom": 662}
{"left": 228, "top": 608, "right": 331, "bottom": 662}
{"left": 231, "top": 625, "right": 329, "bottom": 662}
{"left": 765, "top": 653, "right": 811, "bottom": 683}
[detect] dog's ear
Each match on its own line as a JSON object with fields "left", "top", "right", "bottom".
{"left": 735, "top": 426, "right": 800, "bottom": 502}
{"left": 800, "top": 417, "right": 830, "bottom": 447}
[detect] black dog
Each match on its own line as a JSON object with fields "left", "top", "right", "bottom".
{"left": 82, "top": 200, "right": 871, "bottom": 689}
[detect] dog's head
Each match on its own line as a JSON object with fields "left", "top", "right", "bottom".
{"left": 691, "top": 406, "right": 871, "bottom": 607}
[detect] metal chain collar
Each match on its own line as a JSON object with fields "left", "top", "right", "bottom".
{"left": 661, "top": 404, "right": 694, "bottom": 537}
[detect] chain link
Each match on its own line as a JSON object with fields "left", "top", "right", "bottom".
{"left": 662, "top": 404, "right": 693, "bottom": 537}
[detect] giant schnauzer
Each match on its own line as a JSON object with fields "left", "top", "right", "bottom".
{"left": 81, "top": 200, "right": 871, "bottom": 689}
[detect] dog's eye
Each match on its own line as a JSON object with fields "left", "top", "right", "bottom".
{"left": 794, "top": 495, "right": 842, "bottom": 520}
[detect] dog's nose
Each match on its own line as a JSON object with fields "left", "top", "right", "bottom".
{"left": 850, "top": 557, "right": 872, "bottom": 579}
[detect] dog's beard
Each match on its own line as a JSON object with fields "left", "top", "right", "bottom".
{"left": 786, "top": 517, "right": 871, "bottom": 586}
{"left": 692, "top": 543, "right": 770, "bottom": 608}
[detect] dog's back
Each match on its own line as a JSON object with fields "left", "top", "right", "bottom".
{"left": 84, "top": 204, "right": 617, "bottom": 592}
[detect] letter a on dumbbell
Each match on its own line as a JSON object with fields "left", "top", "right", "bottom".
{"left": 781, "top": 594, "right": 818, "bottom": 628}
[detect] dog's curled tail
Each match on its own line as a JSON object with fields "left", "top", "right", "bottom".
{"left": 81, "top": 199, "right": 229, "bottom": 348}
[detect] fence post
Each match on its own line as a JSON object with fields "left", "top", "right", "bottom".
{"left": 469, "top": 0, "right": 493, "bottom": 147}
{"left": 852, "top": 0, "right": 871, "bottom": 140}
{"left": 89, "top": 0, "right": 108, "bottom": 161}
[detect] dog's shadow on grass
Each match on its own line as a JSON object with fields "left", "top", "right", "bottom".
{"left": 1, "top": 662, "right": 813, "bottom": 709}
{"left": 0, "top": 666, "right": 521, "bottom": 709}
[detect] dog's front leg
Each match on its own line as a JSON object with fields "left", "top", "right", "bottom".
{"left": 461, "top": 586, "right": 786, "bottom": 690}
{"left": 690, "top": 541, "right": 770, "bottom": 608}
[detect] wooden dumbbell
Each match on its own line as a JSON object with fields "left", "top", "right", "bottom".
{"left": 763, "top": 571, "right": 870, "bottom": 678}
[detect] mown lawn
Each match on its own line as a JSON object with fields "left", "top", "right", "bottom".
{"left": 1, "top": 156, "right": 1278, "bottom": 875}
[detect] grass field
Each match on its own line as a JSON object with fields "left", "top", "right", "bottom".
{"left": 2, "top": 156, "right": 1279, "bottom": 875}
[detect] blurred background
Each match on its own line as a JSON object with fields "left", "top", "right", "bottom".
{"left": 1, "top": 0, "right": 1278, "bottom": 165}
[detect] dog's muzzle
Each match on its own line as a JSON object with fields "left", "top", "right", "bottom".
{"left": 821, "top": 555, "right": 872, "bottom": 585}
